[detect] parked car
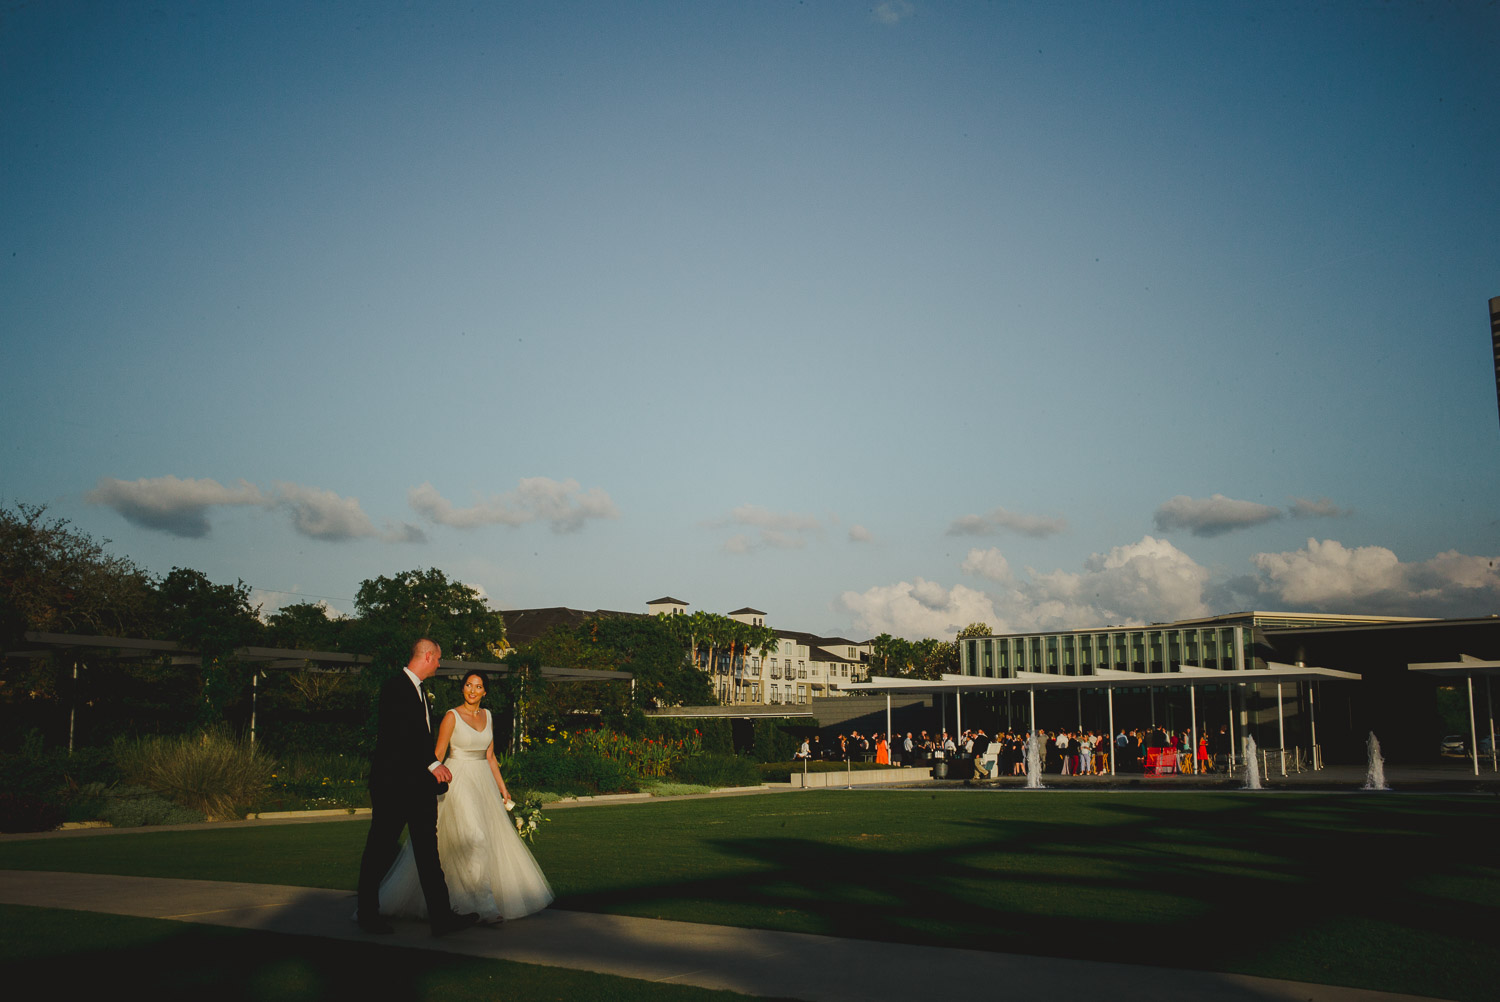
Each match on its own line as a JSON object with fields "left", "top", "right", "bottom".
{"left": 1439, "top": 734, "right": 1466, "bottom": 756}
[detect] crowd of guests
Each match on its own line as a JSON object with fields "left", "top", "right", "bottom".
{"left": 805, "top": 723, "right": 1238, "bottom": 778}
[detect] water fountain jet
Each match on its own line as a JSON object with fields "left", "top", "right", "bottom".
{"left": 1242, "top": 734, "right": 1263, "bottom": 790}
{"left": 1025, "top": 731, "right": 1046, "bottom": 789}
{"left": 1363, "top": 731, "right": 1390, "bottom": 790}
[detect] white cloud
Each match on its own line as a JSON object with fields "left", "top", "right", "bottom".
{"left": 410, "top": 478, "right": 619, "bottom": 534}
{"left": 250, "top": 587, "right": 343, "bottom": 620}
{"left": 87, "top": 475, "right": 269, "bottom": 537}
{"left": 872, "top": 1, "right": 914, "bottom": 25}
{"left": 1289, "top": 496, "right": 1353, "bottom": 519}
{"left": 276, "top": 482, "right": 377, "bottom": 540}
{"left": 760, "top": 530, "right": 807, "bottom": 550}
{"left": 847, "top": 533, "right": 1500, "bottom": 641}
{"left": 1154, "top": 494, "right": 1281, "bottom": 537}
{"left": 838, "top": 579, "right": 999, "bottom": 641}
{"left": 960, "top": 547, "right": 1013, "bottom": 583}
{"left": 724, "top": 533, "right": 754, "bottom": 555}
{"left": 849, "top": 525, "right": 874, "bottom": 543}
{"left": 945, "top": 506, "right": 1067, "bottom": 538}
{"left": 275, "top": 482, "right": 425, "bottom": 543}
{"left": 848, "top": 535, "right": 1211, "bottom": 639}
{"left": 87, "top": 473, "right": 426, "bottom": 543}
{"left": 1068, "top": 536, "right": 1212, "bottom": 623}
{"left": 710, "top": 503, "right": 825, "bottom": 554}
{"left": 729, "top": 504, "right": 821, "bottom": 532}
{"left": 1252, "top": 539, "right": 1500, "bottom": 616}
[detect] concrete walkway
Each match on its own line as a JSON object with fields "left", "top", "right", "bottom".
{"left": 0, "top": 869, "right": 1445, "bottom": 1002}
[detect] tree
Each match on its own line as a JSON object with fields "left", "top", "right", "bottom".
{"left": 912, "top": 638, "right": 959, "bottom": 680}
{"left": 350, "top": 568, "right": 507, "bottom": 672}
{"left": 589, "top": 615, "right": 713, "bottom": 709}
{"left": 154, "top": 568, "right": 263, "bottom": 658}
{"left": 347, "top": 568, "right": 507, "bottom": 751}
{"left": 1, "top": 503, "right": 159, "bottom": 746}
{"left": 868, "top": 633, "right": 915, "bottom": 679}
{"left": 751, "top": 623, "right": 780, "bottom": 698}
{"left": 260, "top": 602, "right": 363, "bottom": 754}
{"left": 0, "top": 502, "right": 156, "bottom": 648}
{"left": 265, "top": 601, "right": 351, "bottom": 652}
{"left": 956, "top": 622, "right": 993, "bottom": 640}
{"left": 154, "top": 567, "right": 265, "bottom": 727}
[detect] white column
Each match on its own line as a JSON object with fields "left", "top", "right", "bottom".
{"left": 1029, "top": 688, "right": 1036, "bottom": 733}
{"left": 956, "top": 688, "right": 963, "bottom": 737}
{"left": 1189, "top": 684, "right": 1198, "bottom": 775}
{"left": 1107, "top": 687, "right": 1116, "bottom": 776}
{"left": 1276, "top": 682, "right": 1286, "bottom": 777}
{"left": 1488, "top": 675, "right": 1497, "bottom": 773}
{"left": 1468, "top": 677, "right": 1480, "bottom": 777}
{"left": 1227, "top": 686, "right": 1236, "bottom": 768}
{"left": 1309, "top": 683, "right": 1319, "bottom": 770}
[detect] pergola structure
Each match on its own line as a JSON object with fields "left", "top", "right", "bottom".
{"left": 6, "top": 631, "right": 630, "bottom": 750}
{"left": 1409, "top": 655, "right": 1499, "bottom": 775}
{"left": 841, "top": 662, "right": 1361, "bottom": 776}
{"left": 645, "top": 705, "right": 816, "bottom": 720}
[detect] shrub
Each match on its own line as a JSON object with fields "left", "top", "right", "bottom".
{"left": 698, "top": 719, "right": 733, "bottom": 755}
{"left": 751, "top": 719, "right": 800, "bottom": 763}
{"left": 0, "top": 793, "right": 65, "bottom": 833}
{"left": 506, "top": 745, "right": 637, "bottom": 796}
{"left": 115, "top": 729, "right": 274, "bottom": 820}
{"left": 0, "top": 739, "right": 125, "bottom": 831}
{"left": 672, "top": 753, "right": 762, "bottom": 789}
{"left": 65, "top": 782, "right": 204, "bottom": 827}
{"left": 563, "top": 728, "right": 702, "bottom": 779}
{"left": 258, "top": 751, "right": 369, "bottom": 813}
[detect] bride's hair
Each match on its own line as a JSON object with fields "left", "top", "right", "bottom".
{"left": 461, "top": 670, "right": 488, "bottom": 690}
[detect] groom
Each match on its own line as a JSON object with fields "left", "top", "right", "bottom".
{"left": 356, "top": 638, "right": 477, "bottom": 936}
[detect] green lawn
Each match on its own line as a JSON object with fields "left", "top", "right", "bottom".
{"left": 3, "top": 790, "right": 1496, "bottom": 1000}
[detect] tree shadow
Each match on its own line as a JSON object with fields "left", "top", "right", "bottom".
{"left": 551, "top": 792, "right": 1498, "bottom": 999}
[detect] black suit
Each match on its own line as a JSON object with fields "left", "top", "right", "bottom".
{"left": 357, "top": 670, "right": 455, "bottom": 924}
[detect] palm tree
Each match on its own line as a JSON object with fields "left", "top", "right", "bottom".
{"left": 753, "top": 625, "right": 780, "bottom": 703}
{"left": 724, "top": 617, "right": 750, "bottom": 703}
{"left": 872, "top": 633, "right": 895, "bottom": 676}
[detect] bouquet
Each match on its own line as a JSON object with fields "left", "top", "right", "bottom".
{"left": 506, "top": 793, "right": 547, "bottom": 844}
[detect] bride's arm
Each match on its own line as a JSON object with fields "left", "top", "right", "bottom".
{"left": 485, "top": 741, "right": 511, "bottom": 802}
{"left": 433, "top": 709, "right": 457, "bottom": 762}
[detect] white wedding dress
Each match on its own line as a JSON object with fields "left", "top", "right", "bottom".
{"left": 378, "top": 708, "right": 554, "bottom": 922}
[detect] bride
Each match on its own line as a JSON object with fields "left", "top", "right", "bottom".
{"left": 378, "top": 670, "right": 554, "bottom": 923}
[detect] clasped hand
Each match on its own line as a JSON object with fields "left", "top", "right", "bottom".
{"left": 432, "top": 764, "right": 453, "bottom": 784}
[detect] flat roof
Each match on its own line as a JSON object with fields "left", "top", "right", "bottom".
{"left": 843, "top": 662, "right": 1360, "bottom": 695}
{"left": 8, "top": 632, "right": 630, "bottom": 683}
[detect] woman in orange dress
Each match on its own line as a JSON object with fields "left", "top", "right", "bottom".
{"left": 875, "top": 733, "right": 890, "bottom": 765}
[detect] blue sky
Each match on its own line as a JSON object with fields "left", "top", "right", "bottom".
{"left": 4, "top": 1, "right": 1497, "bottom": 640}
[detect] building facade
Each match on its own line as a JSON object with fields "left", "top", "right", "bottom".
{"left": 955, "top": 612, "right": 1426, "bottom": 679}
{"left": 502, "top": 597, "right": 869, "bottom": 707}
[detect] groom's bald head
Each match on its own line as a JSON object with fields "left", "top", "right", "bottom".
{"left": 408, "top": 638, "right": 442, "bottom": 679}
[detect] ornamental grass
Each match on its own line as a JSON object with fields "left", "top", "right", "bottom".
{"left": 114, "top": 729, "right": 274, "bottom": 821}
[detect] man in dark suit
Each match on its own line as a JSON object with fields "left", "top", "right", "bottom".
{"left": 356, "top": 638, "right": 477, "bottom": 936}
